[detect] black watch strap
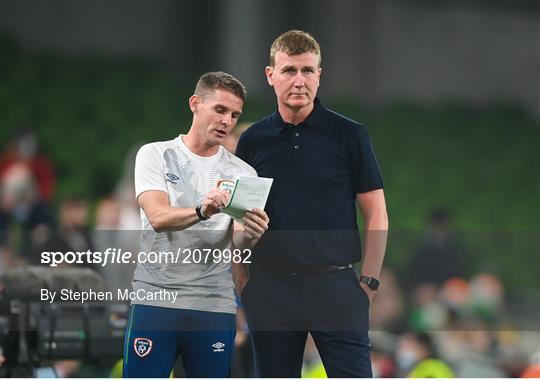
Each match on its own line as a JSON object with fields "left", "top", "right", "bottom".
{"left": 195, "top": 204, "right": 209, "bottom": 221}
{"left": 359, "top": 276, "right": 380, "bottom": 291}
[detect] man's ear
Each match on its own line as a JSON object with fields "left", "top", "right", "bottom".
{"left": 265, "top": 66, "right": 274, "bottom": 86}
{"left": 189, "top": 95, "right": 200, "bottom": 113}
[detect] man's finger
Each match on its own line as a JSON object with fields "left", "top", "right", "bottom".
{"left": 244, "top": 228, "right": 261, "bottom": 240}
{"left": 244, "top": 212, "right": 268, "bottom": 230}
{"left": 207, "top": 193, "right": 229, "bottom": 208}
{"left": 250, "top": 208, "right": 269, "bottom": 222}
{"left": 243, "top": 217, "right": 266, "bottom": 234}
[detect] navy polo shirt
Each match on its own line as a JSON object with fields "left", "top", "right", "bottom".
{"left": 236, "top": 98, "right": 383, "bottom": 267}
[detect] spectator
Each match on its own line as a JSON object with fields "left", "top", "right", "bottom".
{"left": 0, "top": 128, "right": 55, "bottom": 202}
{"left": 370, "top": 331, "right": 398, "bottom": 378}
{"left": 0, "top": 163, "right": 53, "bottom": 230}
{"left": 452, "top": 327, "right": 504, "bottom": 377}
{"left": 469, "top": 273, "right": 504, "bottom": 323}
{"left": 409, "top": 208, "right": 466, "bottom": 288}
{"left": 38, "top": 197, "right": 94, "bottom": 269}
{"left": 409, "top": 282, "right": 449, "bottom": 331}
{"left": 93, "top": 196, "right": 136, "bottom": 291}
{"left": 0, "top": 162, "right": 54, "bottom": 263}
{"left": 396, "top": 332, "right": 455, "bottom": 377}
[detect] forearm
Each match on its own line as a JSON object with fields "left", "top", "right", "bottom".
{"left": 147, "top": 206, "right": 201, "bottom": 232}
{"left": 231, "top": 261, "right": 249, "bottom": 294}
{"left": 233, "top": 228, "right": 249, "bottom": 249}
{"left": 360, "top": 214, "right": 388, "bottom": 279}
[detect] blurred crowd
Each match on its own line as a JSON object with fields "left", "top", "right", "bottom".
{"left": 0, "top": 128, "right": 140, "bottom": 273}
{"left": 0, "top": 129, "right": 141, "bottom": 376}
{"left": 0, "top": 130, "right": 538, "bottom": 378}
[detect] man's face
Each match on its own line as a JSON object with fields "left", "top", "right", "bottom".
{"left": 190, "top": 89, "right": 243, "bottom": 147}
{"left": 266, "top": 51, "right": 321, "bottom": 110}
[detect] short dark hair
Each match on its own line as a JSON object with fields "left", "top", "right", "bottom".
{"left": 194, "top": 71, "right": 247, "bottom": 102}
{"left": 270, "top": 30, "right": 321, "bottom": 67}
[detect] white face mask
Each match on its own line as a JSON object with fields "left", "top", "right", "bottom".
{"left": 396, "top": 349, "right": 419, "bottom": 371}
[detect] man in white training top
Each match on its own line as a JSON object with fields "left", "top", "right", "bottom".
{"left": 122, "top": 71, "right": 269, "bottom": 378}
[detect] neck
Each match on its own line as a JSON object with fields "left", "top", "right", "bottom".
{"left": 183, "top": 128, "right": 219, "bottom": 157}
{"left": 278, "top": 102, "right": 314, "bottom": 126}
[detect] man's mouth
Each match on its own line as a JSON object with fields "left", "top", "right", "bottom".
{"left": 216, "top": 130, "right": 227, "bottom": 138}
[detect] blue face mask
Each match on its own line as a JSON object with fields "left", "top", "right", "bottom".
{"left": 396, "top": 349, "right": 419, "bottom": 371}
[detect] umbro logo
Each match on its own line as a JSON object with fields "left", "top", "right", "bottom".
{"left": 212, "top": 342, "right": 225, "bottom": 352}
{"left": 165, "top": 173, "right": 180, "bottom": 184}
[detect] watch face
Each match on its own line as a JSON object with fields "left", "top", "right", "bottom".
{"left": 362, "top": 276, "right": 379, "bottom": 290}
{"left": 369, "top": 278, "right": 379, "bottom": 290}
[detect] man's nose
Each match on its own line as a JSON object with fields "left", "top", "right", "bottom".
{"left": 293, "top": 72, "right": 305, "bottom": 87}
{"left": 221, "top": 113, "right": 232, "bottom": 126}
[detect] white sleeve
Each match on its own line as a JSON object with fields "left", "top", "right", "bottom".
{"left": 134, "top": 144, "right": 168, "bottom": 198}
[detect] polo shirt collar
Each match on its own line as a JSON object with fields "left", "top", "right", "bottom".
{"left": 272, "top": 97, "right": 326, "bottom": 132}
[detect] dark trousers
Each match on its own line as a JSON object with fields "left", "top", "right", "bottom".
{"left": 122, "top": 305, "right": 236, "bottom": 378}
{"left": 241, "top": 268, "right": 372, "bottom": 378}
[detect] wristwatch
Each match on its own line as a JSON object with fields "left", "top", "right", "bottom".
{"left": 359, "top": 276, "right": 380, "bottom": 291}
{"left": 195, "top": 204, "right": 209, "bottom": 221}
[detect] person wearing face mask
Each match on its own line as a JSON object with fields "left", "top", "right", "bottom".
{"left": 0, "top": 129, "right": 55, "bottom": 203}
{"left": 0, "top": 163, "right": 54, "bottom": 263}
{"left": 396, "top": 332, "right": 455, "bottom": 378}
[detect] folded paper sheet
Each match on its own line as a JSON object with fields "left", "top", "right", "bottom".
{"left": 220, "top": 176, "right": 273, "bottom": 223}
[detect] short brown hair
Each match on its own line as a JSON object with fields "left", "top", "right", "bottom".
{"left": 194, "top": 71, "right": 247, "bottom": 101}
{"left": 269, "top": 30, "right": 321, "bottom": 67}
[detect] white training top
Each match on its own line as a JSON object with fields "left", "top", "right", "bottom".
{"left": 133, "top": 135, "right": 256, "bottom": 314}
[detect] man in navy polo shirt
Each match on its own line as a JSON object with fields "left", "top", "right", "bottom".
{"left": 235, "top": 30, "right": 388, "bottom": 377}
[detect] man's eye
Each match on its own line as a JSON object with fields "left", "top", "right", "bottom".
{"left": 216, "top": 108, "right": 225, "bottom": 113}
{"left": 302, "top": 68, "right": 314, "bottom": 73}
{"left": 232, "top": 113, "right": 241, "bottom": 119}
{"left": 284, "top": 68, "right": 296, "bottom": 73}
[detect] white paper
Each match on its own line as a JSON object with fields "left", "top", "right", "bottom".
{"left": 221, "top": 176, "right": 273, "bottom": 223}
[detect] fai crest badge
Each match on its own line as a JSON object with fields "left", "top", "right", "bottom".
{"left": 134, "top": 337, "right": 153, "bottom": 358}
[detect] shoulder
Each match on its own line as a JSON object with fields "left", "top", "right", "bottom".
{"left": 325, "top": 108, "right": 368, "bottom": 136}
{"left": 137, "top": 138, "right": 176, "bottom": 154}
{"left": 325, "top": 109, "right": 369, "bottom": 141}
{"left": 135, "top": 139, "right": 178, "bottom": 166}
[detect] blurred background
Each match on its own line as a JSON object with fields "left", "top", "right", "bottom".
{"left": 0, "top": 0, "right": 538, "bottom": 378}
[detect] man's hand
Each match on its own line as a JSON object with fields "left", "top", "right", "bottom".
{"left": 201, "top": 188, "right": 230, "bottom": 218}
{"left": 359, "top": 281, "right": 375, "bottom": 303}
{"left": 242, "top": 208, "right": 269, "bottom": 240}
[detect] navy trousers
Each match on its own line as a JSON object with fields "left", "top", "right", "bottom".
{"left": 122, "top": 305, "right": 236, "bottom": 378}
{"left": 242, "top": 268, "right": 373, "bottom": 378}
